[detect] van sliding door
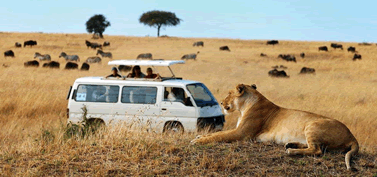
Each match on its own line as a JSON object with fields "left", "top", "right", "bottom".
{"left": 111, "top": 85, "right": 161, "bottom": 131}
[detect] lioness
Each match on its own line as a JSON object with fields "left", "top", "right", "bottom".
{"left": 191, "top": 84, "right": 359, "bottom": 170}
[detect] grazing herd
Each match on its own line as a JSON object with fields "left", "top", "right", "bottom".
{"left": 318, "top": 43, "right": 360, "bottom": 59}
{"left": 264, "top": 40, "right": 362, "bottom": 78}
{"left": 2, "top": 38, "right": 370, "bottom": 78}
{"left": 3, "top": 39, "right": 114, "bottom": 71}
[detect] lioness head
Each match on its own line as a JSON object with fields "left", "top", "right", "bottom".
{"left": 221, "top": 84, "right": 258, "bottom": 114}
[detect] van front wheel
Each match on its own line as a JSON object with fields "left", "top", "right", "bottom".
{"left": 163, "top": 122, "right": 184, "bottom": 134}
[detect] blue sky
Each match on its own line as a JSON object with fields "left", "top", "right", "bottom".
{"left": 1, "top": 0, "right": 376, "bottom": 42}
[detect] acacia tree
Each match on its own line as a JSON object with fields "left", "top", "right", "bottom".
{"left": 85, "top": 14, "right": 111, "bottom": 38}
{"left": 139, "top": 10, "right": 181, "bottom": 37}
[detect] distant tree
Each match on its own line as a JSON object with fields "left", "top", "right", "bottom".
{"left": 139, "top": 10, "right": 181, "bottom": 37}
{"left": 85, "top": 14, "right": 111, "bottom": 38}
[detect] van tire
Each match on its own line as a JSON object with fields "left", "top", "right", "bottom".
{"left": 87, "top": 119, "right": 105, "bottom": 132}
{"left": 163, "top": 121, "right": 184, "bottom": 134}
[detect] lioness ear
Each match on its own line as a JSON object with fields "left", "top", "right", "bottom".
{"left": 251, "top": 84, "right": 257, "bottom": 89}
{"left": 236, "top": 84, "right": 245, "bottom": 95}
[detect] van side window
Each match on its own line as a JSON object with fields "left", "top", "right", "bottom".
{"left": 164, "top": 87, "right": 194, "bottom": 106}
{"left": 75, "top": 85, "right": 119, "bottom": 103}
{"left": 122, "top": 86, "right": 157, "bottom": 104}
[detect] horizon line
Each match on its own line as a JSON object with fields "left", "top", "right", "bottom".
{"left": 1, "top": 31, "right": 374, "bottom": 44}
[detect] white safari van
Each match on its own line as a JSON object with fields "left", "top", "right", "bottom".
{"left": 66, "top": 60, "right": 225, "bottom": 133}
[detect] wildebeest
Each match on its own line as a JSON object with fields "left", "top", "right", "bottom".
{"left": 118, "top": 65, "right": 132, "bottom": 72}
{"left": 331, "top": 43, "right": 343, "bottom": 50}
{"left": 358, "top": 42, "right": 372, "bottom": 46}
{"left": 4, "top": 50, "right": 15, "bottom": 57}
{"left": 278, "top": 54, "right": 296, "bottom": 62}
{"left": 181, "top": 52, "right": 199, "bottom": 60}
{"left": 59, "top": 52, "right": 80, "bottom": 62}
{"left": 34, "top": 52, "right": 51, "bottom": 61}
{"left": 267, "top": 40, "right": 279, "bottom": 45}
{"left": 193, "top": 41, "right": 204, "bottom": 47}
{"left": 347, "top": 46, "right": 356, "bottom": 53}
{"left": 103, "top": 41, "right": 110, "bottom": 47}
{"left": 300, "top": 53, "right": 305, "bottom": 58}
{"left": 80, "top": 63, "right": 90, "bottom": 71}
{"left": 353, "top": 54, "right": 362, "bottom": 61}
{"left": 15, "top": 42, "right": 22, "bottom": 48}
{"left": 219, "top": 46, "right": 230, "bottom": 51}
{"left": 24, "top": 60, "right": 39, "bottom": 67}
{"left": 96, "top": 50, "right": 112, "bottom": 58}
{"left": 268, "top": 69, "right": 289, "bottom": 78}
{"left": 85, "top": 56, "right": 101, "bottom": 63}
{"left": 85, "top": 40, "right": 91, "bottom": 48}
{"left": 318, "top": 46, "right": 328, "bottom": 51}
{"left": 24, "top": 40, "right": 37, "bottom": 47}
{"left": 85, "top": 40, "right": 102, "bottom": 49}
{"left": 260, "top": 53, "right": 267, "bottom": 57}
{"left": 42, "top": 61, "right": 60, "bottom": 69}
{"left": 299, "top": 67, "right": 315, "bottom": 74}
{"left": 137, "top": 53, "right": 153, "bottom": 59}
{"left": 65, "top": 62, "right": 79, "bottom": 70}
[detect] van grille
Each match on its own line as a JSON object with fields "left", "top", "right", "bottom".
{"left": 197, "top": 115, "right": 225, "bottom": 131}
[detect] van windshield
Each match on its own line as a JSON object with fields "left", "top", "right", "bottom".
{"left": 186, "top": 83, "right": 217, "bottom": 107}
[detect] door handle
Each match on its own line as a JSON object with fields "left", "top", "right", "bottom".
{"left": 161, "top": 108, "right": 167, "bottom": 111}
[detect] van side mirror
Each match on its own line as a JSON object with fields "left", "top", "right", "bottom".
{"left": 72, "top": 89, "right": 77, "bottom": 100}
{"left": 66, "top": 86, "right": 72, "bottom": 100}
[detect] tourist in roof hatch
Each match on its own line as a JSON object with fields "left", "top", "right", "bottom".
{"left": 145, "top": 67, "right": 161, "bottom": 79}
{"left": 106, "top": 67, "right": 122, "bottom": 78}
{"left": 127, "top": 65, "right": 146, "bottom": 78}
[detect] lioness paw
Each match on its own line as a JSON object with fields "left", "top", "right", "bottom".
{"left": 286, "top": 148, "right": 293, "bottom": 155}
{"left": 190, "top": 135, "right": 202, "bottom": 145}
{"left": 190, "top": 139, "right": 198, "bottom": 145}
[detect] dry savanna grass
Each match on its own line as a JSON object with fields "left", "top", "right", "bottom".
{"left": 0, "top": 32, "right": 376, "bottom": 176}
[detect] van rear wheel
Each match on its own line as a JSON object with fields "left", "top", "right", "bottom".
{"left": 163, "top": 122, "right": 184, "bottom": 134}
{"left": 87, "top": 119, "right": 105, "bottom": 132}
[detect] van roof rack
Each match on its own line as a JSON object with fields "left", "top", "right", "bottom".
{"left": 108, "top": 60, "right": 185, "bottom": 78}
{"left": 108, "top": 60, "right": 185, "bottom": 66}
{"left": 103, "top": 77, "right": 182, "bottom": 82}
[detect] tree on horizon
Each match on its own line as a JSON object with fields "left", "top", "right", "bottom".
{"left": 139, "top": 10, "right": 181, "bottom": 37}
{"left": 85, "top": 14, "right": 111, "bottom": 38}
